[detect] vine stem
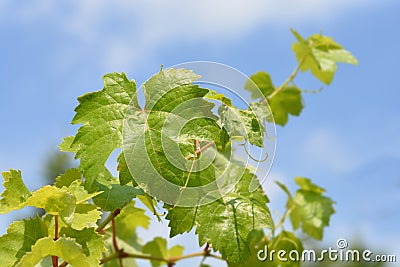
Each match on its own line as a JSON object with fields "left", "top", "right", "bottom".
{"left": 111, "top": 218, "right": 124, "bottom": 266}
{"left": 96, "top": 208, "right": 121, "bottom": 232}
{"left": 267, "top": 56, "right": 306, "bottom": 99}
{"left": 52, "top": 215, "right": 58, "bottom": 267}
{"left": 99, "top": 249, "right": 223, "bottom": 266}
{"left": 185, "top": 141, "right": 214, "bottom": 160}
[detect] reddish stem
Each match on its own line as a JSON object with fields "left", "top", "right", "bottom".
{"left": 185, "top": 142, "right": 214, "bottom": 160}
{"left": 111, "top": 219, "right": 119, "bottom": 252}
{"left": 52, "top": 215, "right": 59, "bottom": 267}
{"left": 111, "top": 218, "right": 124, "bottom": 266}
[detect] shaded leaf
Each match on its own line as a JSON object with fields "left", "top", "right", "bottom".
{"left": 0, "top": 217, "right": 48, "bottom": 266}
{"left": 54, "top": 168, "right": 81, "bottom": 188}
{"left": 92, "top": 181, "right": 143, "bottom": 211}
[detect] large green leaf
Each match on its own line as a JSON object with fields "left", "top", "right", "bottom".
{"left": 166, "top": 168, "right": 272, "bottom": 263}
{"left": 0, "top": 217, "right": 48, "bottom": 267}
{"left": 68, "top": 72, "right": 138, "bottom": 188}
{"left": 142, "top": 237, "right": 184, "bottom": 267}
{"left": 0, "top": 170, "right": 31, "bottom": 214}
{"left": 123, "top": 68, "right": 221, "bottom": 206}
{"left": 15, "top": 237, "right": 90, "bottom": 267}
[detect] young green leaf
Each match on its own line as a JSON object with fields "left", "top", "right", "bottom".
{"left": 66, "top": 180, "right": 103, "bottom": 204}
{"left": 24, "top": 185, "right": 76, "bottom": 225}
{"left": 0, "top": 169, "right": 31, "bottom": 214}
{"left": 113, "top": 200, "right": 150, "bottom": 244}
{"left": 268, "top": 86, "right": 304, "bottom": 126}
{"left": 291, "top": 28, "right": 358, "bottom": 84}
{"left": 0, "top": 217, "right": 48, "bottom": 267}
{"left": 288, "top": 177, "right": 335, "bottom": 240}
{"left": 70, "top": 204, "right": 102, "bottom": 230}
{"left": 59, "top": 227, "right": 105, "bottom": 267}
{"left": 245, "top": 71, "right": 275, "bottom": 99}
{"left": 142, "top": 237, "right": 184, "bottom": 267}
{"left": 15, "top": 237, "right": 90, "bottom": 267}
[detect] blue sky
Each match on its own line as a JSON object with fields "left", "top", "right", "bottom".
{"left": 0, "top": 1, "right": 399, "bottom": 266}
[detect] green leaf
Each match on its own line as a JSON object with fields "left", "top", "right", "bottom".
{"left": 142, "top": 237, "right": 184, "bottom": 267}
{"left": 137, "top": 194, "right": 163, "bottom": 222}
{"left": 143, "top": 68, "right": 201, "bottom": 110}
{"left": 205, "top": 89, "right": 233, "bottom": 106}
{"left": 218, "top": 105, "right": 265, "bottom": 147}
{"left": 123, "top": 68, "right": 220, "bottom": 205}
{"left": 267, "top": 86, "right": 303, "bottom": 126}
{"left": 268, "top": 231, "right": 303, "bottom": 267}
{"left": 59, "top": 136, "right": 78, "bottom": 153}
{"left": 69, "top": 72, "right": 138, "bottom": 189}
{"left": 54, "top": 168, "right": 81, "bottom": 188}
{"left": 166, "top": 169, "right": 272, "bottom": 263}
{"left": 294, "top": 176, "right": 326, "bottom": 194}
{"left": 291, "top": 28, "right": 358, "bottom": 84}
{"left": 70, "top": 204, "right": 102, "bottom": 230}
{"left": 0, "top": 217, "right": 48, "bottom": 266}
{"left": 92, "top": 181, "right": 143, "bottom": 211}
{"left": 66, "top": 180, "right": 103, "bottom": 204}
{"left": 117, "top": 153, "right": 136, "bottom": 186}
{"left": 15, "top": 237, "right": 90, "bottom": 267}
{"left": 228, "top": 230, "right": 303, "bottom": 267}
{"left": 0, "top": 169, "right": 31, "bottom": 214}
{"left": 59, "top": 227, "right": 105, "bottom": 267}
{"left": 288, "top": 177, "right": 335, "bottom": 240}
{"left": 113, "top": 200, "right": 150, "bottom": 245}
{"left": 24, "top": 185, "right": 76, "bottom": 225}
{"left": 245, "top": 71, "right": 275, "bottom": 99}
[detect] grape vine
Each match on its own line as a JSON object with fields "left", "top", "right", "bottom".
{"left": 0, "top": 29, "right": 357, "bottom": 267}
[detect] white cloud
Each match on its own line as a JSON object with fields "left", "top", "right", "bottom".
{"left": 1, "top": 0, "right": 378, "bottom": 69}
{"left": 301, "top": 128, "right": 362, "bottom": 173}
